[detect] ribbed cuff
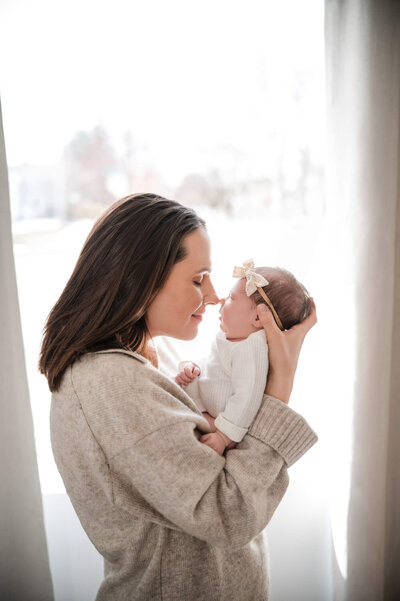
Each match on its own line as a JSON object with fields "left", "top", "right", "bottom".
{"left": 248, "top": 395, "right": 318, "bottom": 467}
{"left": 214, "top": 414, "right": 248, "bottom": 442}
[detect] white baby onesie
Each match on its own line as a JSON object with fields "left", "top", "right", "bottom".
{"left": 183, "top": 329, "right": 269, "bottom": 442}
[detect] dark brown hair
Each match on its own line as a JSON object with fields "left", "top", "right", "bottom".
{"left": 39, "top": 193, "right": 205, "bottom": 392}
{"left": 251, "top": 267, "right": 312, "bottom": 330}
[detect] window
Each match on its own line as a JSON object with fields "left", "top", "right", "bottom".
{"left": 1, "top": 1, "right": 333, "bottom": 598}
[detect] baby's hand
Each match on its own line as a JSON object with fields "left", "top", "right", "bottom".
{"left": 175, "top": 362, "right": 201, "bottom": 387}
{"left": 200, "top": 431, "right": 233, "bottom": 456}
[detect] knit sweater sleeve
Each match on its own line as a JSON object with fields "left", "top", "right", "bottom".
{"left": 68, "top": 352, "right": 317, "bottom": 552}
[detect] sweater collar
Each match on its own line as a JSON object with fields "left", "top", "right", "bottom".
{"left": 94, "top": 348, "right": 147, "bottom": 363}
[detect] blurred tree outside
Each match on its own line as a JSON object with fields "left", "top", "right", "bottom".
{"left": 9, "top": 122, "right": 324, "bottom": 223}
{"left": 63, "top": 125, "right": 118, "bottom": 219}
{"left": 176, "top": 169, "right": 233, "bottom": 215}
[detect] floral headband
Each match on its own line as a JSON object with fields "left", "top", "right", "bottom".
{"left": 232, "top": 259, "right": 284, "bottom": 331}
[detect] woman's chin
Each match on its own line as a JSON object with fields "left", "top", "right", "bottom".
{"left": 185, "top": 332, "right": 198, "bottom": 341}
{"left": 170, "top": 322, "right": 200, "bottom": 341}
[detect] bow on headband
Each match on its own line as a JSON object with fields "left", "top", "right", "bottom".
{"left": 232, "top": 259, "right": 284, "bottom": 330}
{"left": 232, "top": 259, "right": 269, "bottom": 296}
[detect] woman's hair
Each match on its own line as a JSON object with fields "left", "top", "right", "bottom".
{"left": 39, "top": 193, "right": 205, "bottom": 392}
{"left": 251, "top": 267, "right": 312, "bottom": 330}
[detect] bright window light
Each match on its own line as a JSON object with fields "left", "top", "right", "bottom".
{"left": 2, "top": 0, "right": 350, "bottom": 590}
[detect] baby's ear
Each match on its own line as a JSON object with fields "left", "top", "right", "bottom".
{"left": 251, "top": 309, "right": 263, "bottom": 330}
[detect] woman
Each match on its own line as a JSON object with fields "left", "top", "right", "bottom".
{"left": 39, "top": 193, "right": 317, "bottom": 601}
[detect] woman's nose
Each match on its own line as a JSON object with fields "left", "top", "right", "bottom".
{"left": 203, "top": 278, "right": 219, "bottom": 306}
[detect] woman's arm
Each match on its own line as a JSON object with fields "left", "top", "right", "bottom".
{"left": 107, "top": 391, "right": 317, "bottom": 551}
{"left": 258, "top": 299, "right": 317, "bottom": 403}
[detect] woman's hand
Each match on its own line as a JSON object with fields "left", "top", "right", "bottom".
{"left": 257, "top": 299, "right": 317, "bottom": 404}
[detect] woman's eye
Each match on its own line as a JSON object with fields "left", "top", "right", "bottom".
{"left": 193, "top": 280, "right": 202, "bottom": 286}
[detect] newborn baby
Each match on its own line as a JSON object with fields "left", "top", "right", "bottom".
{"left": 175, "top": 260, "right": 312, "bottom": 455}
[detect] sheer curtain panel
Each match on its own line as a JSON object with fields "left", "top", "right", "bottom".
{"left": 325, "top": 1, "right": 400, "bottom": 600}
{"left": 0, "top": 100, "right": 53, "bottom": 600}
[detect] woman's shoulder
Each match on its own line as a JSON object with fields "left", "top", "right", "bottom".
{"left": 70, "top": 347, "right": 186, "bottom": 397}
{"left": 80, "top": 348, "right": 148, "bottom": 367}
{"left": 57, "top": 347, "right": 201, "bottom": 416}
{"left": 70, "top": 348, "right": 150, "bottom": 384}
{"left": 51, "top": 348, "right": 206, "bottom": 462}
{"left": 53, "top": 349, "right": 157, "bottom": 403}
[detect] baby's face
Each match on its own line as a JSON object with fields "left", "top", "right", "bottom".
{"left": 219, "top": 278, "right": 260, "bottom": 341}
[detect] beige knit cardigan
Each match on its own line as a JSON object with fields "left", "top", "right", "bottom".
{"left": 50, "top": 348, "right": 318, "bottom": 601}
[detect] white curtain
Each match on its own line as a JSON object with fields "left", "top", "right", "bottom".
{"left": 0, "top": 100, "right": 53, "bottom": 600}
{"left": 325, "top": 1, "right": 400, "bottom": 599}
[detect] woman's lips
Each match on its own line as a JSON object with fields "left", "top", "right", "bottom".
{"left": 191, "top": 314, "right": 203, "bottom": 321}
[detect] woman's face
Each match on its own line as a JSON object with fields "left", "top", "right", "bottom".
{"left": 146, "top": 228, "right": 219, "bottom": 340}
{"left": 219, "top": 278, "right": 259, "bottom": 340}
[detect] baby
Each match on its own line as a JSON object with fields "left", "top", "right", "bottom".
{"left": 175, "top": 259, "right": 312, "bottom": 455}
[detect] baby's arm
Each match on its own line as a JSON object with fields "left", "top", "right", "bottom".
{"left": 175, "top": 361, "right": 200, "bottom": 387}
{"left": 175, "top": 361, "right": 233, "bottom": 454}
{"left": 175, "top": 360, "right": 208, "bottom": 413}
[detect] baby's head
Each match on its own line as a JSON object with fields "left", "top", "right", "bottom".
{"left": 219, "top": 265, "right": 311, "bottom": 341}
{"left": 252, "top": 267, "right": 312, "bottom": 330}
